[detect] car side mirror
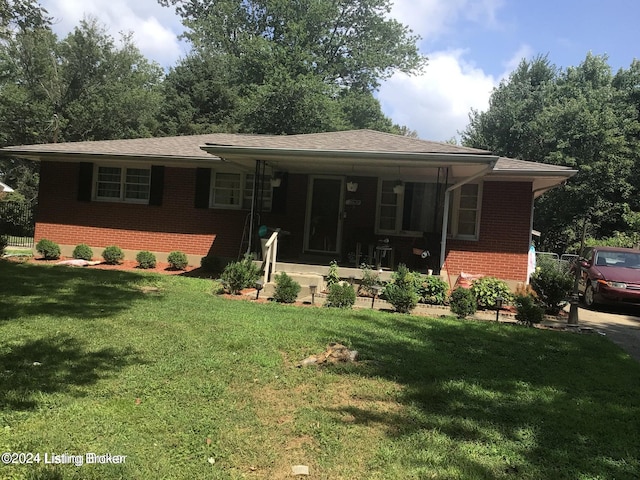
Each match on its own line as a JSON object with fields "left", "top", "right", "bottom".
{"left": 580, "top": 260, "right": 590, "bottom": 268}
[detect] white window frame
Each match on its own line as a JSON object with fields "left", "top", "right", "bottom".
{"left": 93, "top": 164, "right": 151, "bottom": 204}
{"left": 209, "top": 170, "right": 273, "bottom": 211}
{"left": 448, "top": 182, "right": 483, "bottom": 241}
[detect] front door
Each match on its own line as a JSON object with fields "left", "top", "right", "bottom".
{"left": 304, "top": 176, "right": 344, "bottom": 254}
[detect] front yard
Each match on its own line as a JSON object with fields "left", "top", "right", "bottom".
{"left": 1, "top": 261, "right": 639, "bottom": 479}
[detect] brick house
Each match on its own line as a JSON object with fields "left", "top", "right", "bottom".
{"left": 1, "top": 130, "right": 576, "bottom": 286}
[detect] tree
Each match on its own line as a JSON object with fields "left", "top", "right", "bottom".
{"left": 462, "top": 54, "right": 640, "bottom": 253}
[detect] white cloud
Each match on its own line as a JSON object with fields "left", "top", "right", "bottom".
{"left": 41, "top": 0, "right": 187, "bottom": 67}
{"left": 377, "top": 50, "right": 497, "bottom": 141}
{"left": 500, "top": 44, "right": 535, "bottom": 80}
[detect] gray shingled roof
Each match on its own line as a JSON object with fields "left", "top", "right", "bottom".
{"left": 493, "top": 157, "right": 576, "bottom": 174}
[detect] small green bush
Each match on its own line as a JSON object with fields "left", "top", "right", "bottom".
{"left": 0, "top": 235, "right": 7, "bottom": 256}
{"left": 358, "top": 263, "right": 381, "bottom": 297}
{"left": 136, "top": 250, "right": 157, "bottom": 269}
{"left": 326, "top": 260, "right": 340, "bottom": 288}
{"left": 167, "top": 251, "right": 188, "bottom": 270}
{"left": 211, "top": 280, "right": 225, "bottom": 295}
{"left": 419, "top": 275, "right": 449, "bottom": 305}
{"left": 383, "top": 264, "right": 420, "bottom": 313}
{"left": 36, "top": 238, "right": 61, "bottom": 260}
{"left": 102, "top": 245, "right": 124, "bottom": 265}
{"left": 530, "top": 255, "right": 573, "bottom": 315}
{"left": 514, "top": 294, "right": 545, "bottom": 326}
{"left": 220, "top": 257, "right": 261, "bottom": 294}
{"left": 471, "top": 276, "right": 512, "bottom": 309}
{"left": 450, "top": 287, "right": 477, "bottom": 318}
{"left": 72, "top": 243, "right": 93, "bottom": 261}
{"left": 273, "top": 272, "right": 301, "bottom": 303}
{"left": 326, "top": 282, "right": 356, "bottom": 308}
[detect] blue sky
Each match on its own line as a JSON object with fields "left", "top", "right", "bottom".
{"left": 39, "top": 0, "right": 639, "bottom": 141}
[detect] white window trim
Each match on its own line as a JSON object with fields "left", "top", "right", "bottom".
{"left": 448, "top": 182, "right": 483, "bottom": 241}
{"left": 93, "top": 163, "right": 150, "bottom": 204}
{"left": 209, "top": 170, "right": 273, "bottom": 211}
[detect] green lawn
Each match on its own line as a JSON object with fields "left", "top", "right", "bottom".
{"left": 1, "top": 260, "right": 639, "bottom": 480}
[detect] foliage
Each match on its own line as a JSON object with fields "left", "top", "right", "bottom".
{"left": 530, "top": 255, "right": 574, "bottom": 315}
{"left": 220, "top": 257, "right": 261, "bottom": 294}
{"left": 325, "top": 282, "right": 356, "bottom": 309}
{"left": 0, "top": 234, "right": 7, "bottom": 255}
{"left": 326, "top": 260, "right": 340, "bottom": 289}
{"left": 358, "top": 263, "right": 381, "bottom": 297}
{"left": 72, "top": 243, "right": 93, "bottom": 261}
{"left": 462, "top": 54, "right": 640, "bottom": 253}
{"left": 470, "top": 276, "right": 512, "bottom": 309}
{"left": 167, "top": 251, "right": 188, "bottom": 270}
{"left": 419, "top": 275, "right": 449, "bottom": 305}
{"left": 272, "top": 272, "right": 301, "bottom": 304}
{"left": 383, "top": 263, "right": 420, "bottom": 313}
{"left": 136, "top": 250, "right": 157, "bottom": 269}
{"left": 210, "top": 280, "right": 225, "bottom": 295}
{"left": 35, "top": 238, "right": 60, "bottom": 260}
{"left": 514, "top": 294, "right": 545, "bottom": 326}
{"left": 101, "top": 245, "right": 124, "bottom": 265}
{"left": 449, "top": 287, "right": 477, "bottom": 318}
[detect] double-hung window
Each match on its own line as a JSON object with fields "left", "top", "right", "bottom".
{"left": 210, "top": 171, "right": 272, "bottom": 211}
{"left": 95, "top": 166, "right": 150, "bottom": 203}
{"left": 448, "top": 183, "right": 482, "bottom": 239}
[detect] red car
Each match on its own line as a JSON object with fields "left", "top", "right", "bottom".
{"left": 577, "top": 246, "right": 640, "bottom": 307}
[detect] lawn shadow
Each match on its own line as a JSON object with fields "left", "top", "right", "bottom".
{"left": 0, "top": 260, "right": 159, "bottom": 321}
{"left": 320, "top": 313, "right": 640, "bottom": 479}
{"left": 0, "top": 334, "right": 144, "bottom": 411}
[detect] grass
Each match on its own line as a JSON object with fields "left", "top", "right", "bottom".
{"left": 0, "top": 260, "right": 639, "bottom": 479}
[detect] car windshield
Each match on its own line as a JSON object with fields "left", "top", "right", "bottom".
{"left": 594, "top": 251, "right": 640, "bottom": 268}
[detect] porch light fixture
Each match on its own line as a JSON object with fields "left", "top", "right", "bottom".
{"left": 392, "top": 181, "right": 405, "bottom": 195}
{"left": 309, "top": 284, "right": 317, "bottom": 305}
{"left": 346, "top": 181, "right": 358, "bottom": 192}
{"left": 495, "top": 296, "right": 504, "bottom": 322}
{"left": 270, "top": 176, "right": 282, "bottom": 188}
{"left": 255, "top": 279, "right": 264, "bottom": 300}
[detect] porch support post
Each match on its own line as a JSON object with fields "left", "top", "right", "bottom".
{"left": 246, "top": 159, "right": 264, "bottom": 257}
{"left": 439, "top": 162, "right": 497, "bottom": 274}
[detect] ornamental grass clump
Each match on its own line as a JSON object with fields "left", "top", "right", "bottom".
{"left": 325, "top": 282, "right": 356, "bottom": 308}
{"left": 449, "top": 287, "right": 477, "bottom": 318}
{"left": 273, "top": 272, "right": 301, "bottom": 303}
{"left": 102, "top": 245, "right": 124, "bottom": 265}
{"left": 72, "top": 243, "right": 93, "bottom": 261}
{"left": 167, "top": 251, "right": 188, "bottom": 270}
{"left": 136, "top": 251, "right": 157, "bottom": 269}
{"left": 36, "top": 238, "right": 61, "bottom": 260}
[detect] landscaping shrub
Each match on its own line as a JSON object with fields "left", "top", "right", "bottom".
{"left": 514, "top": 294, "right": 544, "bottom": 326}
{"left": 325, "top": 282, "right": 356, "bottom": 308}
{"left": 72, "top": 243, "right": 93, "bottom": 261}
{"left": 36, "top": 238, "right": 61, "bottom": 260}
{"left": 102, "top": 245, "right": 124, "bottom": 265}
{"left": 419, "top": 275, "right": 449, "bottom": 305}
{"left": 450, "top": 287, "right": 477, "bottom": 318}
{"left": 470, "top": 276, "right": 512, "bottom": 309}
{"left": 358, "top": 263, "right": 381, "bottom": 297}
{"left": 530, "top": 255, "right": 573, "bottom": 315}
{"left": 220, "top": 257, "right": 261, "bottom": 294}
{"left": 167, "top": 251, "right": 188, "bottom": 270}
{"left": 383, "top": 263, "right": 420, "bottom": 313}
{"left": 211, "top": 280, "right": 225, "bottom": 295}
{"left": 326, "top": 260, "right": 340, "bottom": 288}
{"left": 0, "top": 235, "right": 7, "bottom": 256}
{"left": 136, "top": 250, "right": 157, "bottom": 269}
{"left": 273, "top": 272, "right": 301, "bottom": 303}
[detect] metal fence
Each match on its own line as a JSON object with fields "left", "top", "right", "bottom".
{"left": 0, "top": 200, "right": 36, "bottom": 248}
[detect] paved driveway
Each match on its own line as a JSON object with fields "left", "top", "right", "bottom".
{"left": 576, "top": 305, "right": 640, "bottom": 363}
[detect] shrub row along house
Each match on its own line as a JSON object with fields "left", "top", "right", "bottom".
{"left": 1, "top": 130, "right": 576, "bottom": 287}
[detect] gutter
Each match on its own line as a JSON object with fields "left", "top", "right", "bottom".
{"left": 439, "top": 162, "right": 497, "bottom": 273}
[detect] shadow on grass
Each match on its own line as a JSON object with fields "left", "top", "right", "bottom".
{"left": 0, "top": 334, "right": 144, "bottom": 411}
{"left": 0, "top": 260, "right": 157, "bottom": 321}
{"left": 321, "top": 313, "right": 640, "bottom": 479}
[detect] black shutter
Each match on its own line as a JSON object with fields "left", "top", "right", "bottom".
{"left": 149, "top": 166, "right": 165, "bottom": 206}
{"left": 77, "top": 162, "right": 93, "bottom": 202}
{"left": 194, "top": 167, "right": 211, "bottom": 208}
{"left": 271, "top": 172, "right": 288, "bottom": 214}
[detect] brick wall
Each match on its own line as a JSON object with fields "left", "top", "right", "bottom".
{"left": 445, "top": 181, "right": 532, "bottom": 282}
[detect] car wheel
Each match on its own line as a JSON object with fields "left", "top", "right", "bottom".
{"left": 583, "top": 283, "right": 596, "bottom": 307}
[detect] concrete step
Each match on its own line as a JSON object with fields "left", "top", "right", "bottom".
{"left": 262, "top": 272, "right": 324, "bottom": 299}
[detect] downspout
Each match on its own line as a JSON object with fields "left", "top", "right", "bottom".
{"left": 440, "top": 161, "right": 497, "bottom": 274}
